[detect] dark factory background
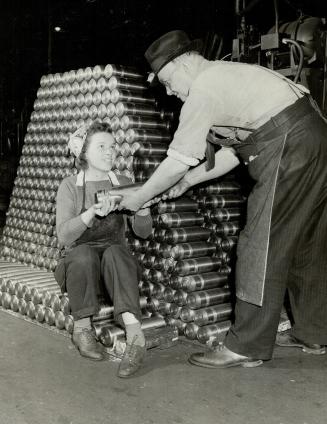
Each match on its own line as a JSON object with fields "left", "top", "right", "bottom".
{"left": 0, "top": 0, "right": 326, "bottom": 225}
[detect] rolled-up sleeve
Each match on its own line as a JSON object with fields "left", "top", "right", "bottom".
{"left": 168, "top": 88, "right": 216, "bottom": 165}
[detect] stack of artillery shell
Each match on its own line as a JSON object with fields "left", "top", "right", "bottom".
{"left": 0, "top": 63, "right": 246, "bottom": 347}
{"left": 127, "top": 178, "right": 246, "bottom": 345}
{"left": 108, "top": 72, "right": 174, "bottom": 182}
{"left": 0, "top": 63, "right": 172, "bottom": 272}
{"left": 0, "top": 258, "right": 158, "bottom": 342}
{"left": 0, "top": 64, "right": 178, "bottom": 344}
{"left": 0, "top": 260, "right": 62, "bottom": 321}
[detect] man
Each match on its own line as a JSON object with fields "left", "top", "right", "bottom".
{"left": 119, "top": 30, "right": 327, "bottom": 368}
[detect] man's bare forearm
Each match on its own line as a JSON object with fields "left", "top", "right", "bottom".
{"left": 137, "top": 156, "right": 189, "bottom": 203}
{"left": 184, "top": 148, "right": 240, "bottom": 187}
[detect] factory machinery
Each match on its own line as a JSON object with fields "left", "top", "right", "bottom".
{"left": 232, "top": 0, "right": 327, "bottom": 114}
{"left": 0, "top": 63, "right": 246, "bottom": 350}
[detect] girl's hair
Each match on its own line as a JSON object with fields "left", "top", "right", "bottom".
{"left": 75, "top": 120, "right": 112, "bottom": 170}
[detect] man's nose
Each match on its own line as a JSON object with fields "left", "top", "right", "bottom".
{"left": 166, "top": 86, "right": 173, "bottom": 96}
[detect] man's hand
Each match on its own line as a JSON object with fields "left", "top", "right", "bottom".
{"left": 119, "top": 192, "right": 163, "bottom": 212}
{"left": 162, "top": 178, "right": 192, "bottom": 199}
{"left": 115, "top": 156, "right": 190, "bottom": 210}
{"left": 135, "top": 207, "right": 150, "bottom": 216}
{"left": 118, "top": 190, "right": 145, "bottom": 212}
{"left": 140, "top": 196, "right": 162, "bottom": 209}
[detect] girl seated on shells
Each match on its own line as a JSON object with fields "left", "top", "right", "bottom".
{"left": 55, "top": 121, "right": 152, "bottom": 378}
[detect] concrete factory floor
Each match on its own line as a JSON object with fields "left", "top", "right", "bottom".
{"left": 0, "top": 310, "right": 326, "bottom": 424}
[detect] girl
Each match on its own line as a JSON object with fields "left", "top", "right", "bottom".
{"left": 55, "top": 121, "right": 152, "bottom": 378}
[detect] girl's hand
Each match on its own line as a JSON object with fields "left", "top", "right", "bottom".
{"left": 81, "top": 205, "right": 98, "bottom": 226}
{"left": 81, "top": 200, "right": 118, "bottom": 226}
{"left": 94, "top": 197, "right": 119, "bottom": 217}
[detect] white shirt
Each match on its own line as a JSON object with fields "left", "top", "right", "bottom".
{"left": 167, "top": 59, "right": 308, "bottom": 166}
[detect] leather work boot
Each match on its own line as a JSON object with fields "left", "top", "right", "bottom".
{"left": 72, "top": 328, "right": 105, "bottom": 361}
{"left": 189, "top": 344, "right": 263, "bottom": 369}
{"left": 117, "top": 337, "right": 146, "bottom": 378}
{"left": 276, "top": 332, "right": 326, "bottom": 355}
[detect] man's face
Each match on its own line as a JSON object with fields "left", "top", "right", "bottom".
{"left": 158, "top": 61, "right": 191, "bottom": 102}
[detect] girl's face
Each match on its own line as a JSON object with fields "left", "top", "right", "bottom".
{"left": 85, "top": 132, "right": 116, "bottom": 172}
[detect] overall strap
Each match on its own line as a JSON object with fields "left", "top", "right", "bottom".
{"left": 108, "top": 171, "right": 120, "bottom": 186}
{"left": 81, "top": 171, "right": 86, "bottom": 212}
{"left": 307, "top": 94, "right": 327, "bottom": 124}
{"left": 255, "top": 64, "right": 308, "bottom": 98}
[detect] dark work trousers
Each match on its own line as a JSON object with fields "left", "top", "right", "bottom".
{"left": 225, "top": 101, "right": 327, "bottom": 360}
{"left": 55, "top": 244, "right": 142, "bottom": 324}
